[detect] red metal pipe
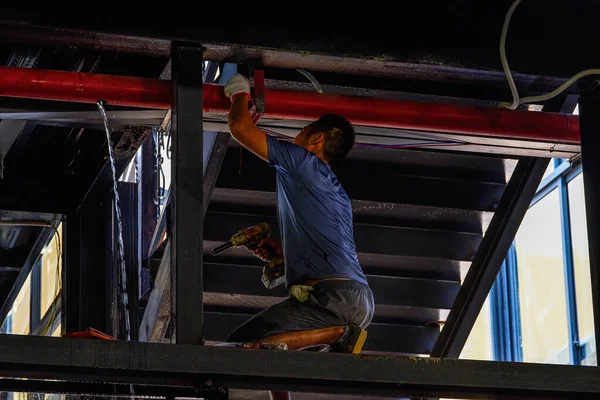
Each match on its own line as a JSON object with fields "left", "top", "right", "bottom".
{"left": 0, "top": 66, "right": 580, "bottom": 144}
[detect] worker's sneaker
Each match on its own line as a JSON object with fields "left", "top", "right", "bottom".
{"left": 329, "top": 325, "right": 367, "bottom": 354}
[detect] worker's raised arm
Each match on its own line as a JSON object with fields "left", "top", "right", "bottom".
{"left": 224, "top": 74, "right": 268, "bottom": 161}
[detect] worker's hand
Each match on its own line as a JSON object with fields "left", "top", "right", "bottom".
{"left": 224, "top": 73, "right": 251, "bottom": 100}
{"left": 246, "top": 238, "right": 282, "bottom": 262}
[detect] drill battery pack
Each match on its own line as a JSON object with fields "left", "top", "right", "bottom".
{"left": 262, "top": 257, "right": 285, "bottom": 289}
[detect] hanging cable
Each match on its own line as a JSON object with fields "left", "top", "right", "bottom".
{"left": 97, "top": 100, "right": 131, "bottom": 342}
{"left": 499, "top": 0, "right": 523, "bottom": 110}
{"left": 297, "top": 69, "right": 324, "bottom": 93}
{"left": 517, "top": 69, "right": 600, "bottom": 106}
{"left": 499, "top": 0, "right": 600, "bottom": 109}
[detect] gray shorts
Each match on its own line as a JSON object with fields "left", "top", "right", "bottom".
{"left": 226, "top": 280, "right": 375, "bottom": 343}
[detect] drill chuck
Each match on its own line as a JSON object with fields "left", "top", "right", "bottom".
{"left": 211, "top": 242, "right": 233, "bottom": 256}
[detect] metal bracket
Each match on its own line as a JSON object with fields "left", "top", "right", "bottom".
{"left": 247, "top": 64, "right": 265, "bottom": 124}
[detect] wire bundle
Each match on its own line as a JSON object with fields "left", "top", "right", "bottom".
{"left": 499, "top": 0, "right": 600, "bottom": 110}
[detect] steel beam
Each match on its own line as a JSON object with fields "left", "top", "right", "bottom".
{"left": 430, "top": 157, "right": 549, "bottom": 358}
{"left": 577, "top": 86, "right": 600, "bottom": 356}
{"left": 0, "top": 334, "right": 599, "bottom": 398}
{"left": 0, "top": 378, "right": 226, "bottom": 400}
{"left": 170, "top": 43, "right": 205, "bottom": 345}
{"left": 0, "top": 18, "right": 594, "bottom": 96}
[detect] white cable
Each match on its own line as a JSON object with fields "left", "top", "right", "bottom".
{"left": 499, "top": 0, "right": 600, "bottom": 110}
{"left": 499, "top": 0, "right": 523, "bottom": 110}
{"left": 297, "top": 69, "right": 323, "bottom": 93}
{"left": 518, "top": 69, "right": 600, "bottom": 105}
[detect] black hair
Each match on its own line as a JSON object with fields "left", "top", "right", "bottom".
{"left": 305, "top": 114, "right": 355, "bottom": 164}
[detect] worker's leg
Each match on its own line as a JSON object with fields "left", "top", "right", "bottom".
{"left": 227, "top": 281, "right": 373, "bottom": 400}
{"left": 226, "top": 296, "right": 329, "bottom": 343}
{"left": 226, "top": 280, "right": 374, "bottom": 343}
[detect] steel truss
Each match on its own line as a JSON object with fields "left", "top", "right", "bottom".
{"left": 0, "top": 333, "right": 599, "bottom": 399}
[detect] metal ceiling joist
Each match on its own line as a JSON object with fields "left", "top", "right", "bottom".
{"left": 0, "top": 15, "right": 593, "bottom": 100}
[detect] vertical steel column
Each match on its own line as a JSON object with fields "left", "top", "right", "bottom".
{"left": 170, "top": 43, "right": 205, "bottom": 345}
{"left": 577, "top": 87, "right": 600, "bottom": 356}
{"left": 63, "top": 199, "right": 109, "bottom": 335}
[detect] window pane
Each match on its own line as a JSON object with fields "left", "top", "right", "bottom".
{"left": 459, "top": 295, "right": 493, "bottom": 360}
{"left": 568, "top": 173, "right": 596, "bottom": 365}
{"left": 2, "top": 273, "right": 31, "bottom": 335}
{"left": 41, "top": 223, "right": 62, "bottom": 317}
{"left": 515, "top": 189, "right": 570, "bottom": 364}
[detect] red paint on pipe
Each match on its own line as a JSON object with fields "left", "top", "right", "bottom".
{"left": 0, "top": 66, "right": 581, "bottom": 144}
{"left": 0, "top": 66, "right": 172, "bottom": 109}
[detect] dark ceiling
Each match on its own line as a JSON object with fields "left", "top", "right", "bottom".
{"left": 1, "top": 1, "right": 598, "bottom": 78}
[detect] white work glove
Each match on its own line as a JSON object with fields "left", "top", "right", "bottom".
{"left": 224, "top": 73, "right": 251, "bottom": 100}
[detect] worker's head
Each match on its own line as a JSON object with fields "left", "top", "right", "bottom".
{"left": 294, "top": 114, "right": 355, "bottom": 164}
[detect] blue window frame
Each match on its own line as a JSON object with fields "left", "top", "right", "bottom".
{"left": 490, "top": 243, "right": 523, "bottom": 362}
{"left": 492, "top": 157, "right": 593, "bottom": 365}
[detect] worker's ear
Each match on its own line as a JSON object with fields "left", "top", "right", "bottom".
{"left": 308, "top": 132, "right": 324, "bottom": 145}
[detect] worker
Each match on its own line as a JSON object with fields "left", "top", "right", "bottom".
{"left": 223, "top": 73, "right": 374, "bottom": 354}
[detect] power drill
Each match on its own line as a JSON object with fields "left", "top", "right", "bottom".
{"left": 211, "top": 223, "right": 286, "bottom": 289}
